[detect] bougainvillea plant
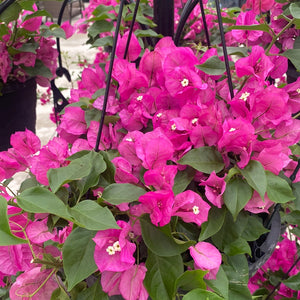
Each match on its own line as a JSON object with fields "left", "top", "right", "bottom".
{"left": 0, "top": 0, "right": 300, "bottom": 299}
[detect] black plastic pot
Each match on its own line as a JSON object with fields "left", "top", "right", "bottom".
{"left": 0, "top": 77, "right": 37, "bottom": 151}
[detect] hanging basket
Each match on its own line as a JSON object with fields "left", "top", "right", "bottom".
{"left": 0, "top": 77, "right": 37, "bottom": 151}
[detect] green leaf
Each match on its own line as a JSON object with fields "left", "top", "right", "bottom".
{"left": 88, "top": 20, "right": 114, "bottom": 37}
{"left": 175, "top": 270, "right": 207, "bottom": 292}
{"left": 239, "top": 160, "right": 267, "bottom": 199}
{"left": 102, "top": 183, "right": 146, "bottom": 205}
{"left": 205, "top": 266, "right": 229, "bottom": 299}
{"left": 76, "top": 280, "right": 108, "bottom": 300}
{"left": 63, "top": 227, "right": 98, "bottom": 291}
{"left": 290, "top": 2, "right": 300, "bottom": 19}
{"left": 266, "top": 171, "right": 295, "bottom": 203}
{"left": 199, "top": 206, "right": 226, "bottom": 241}
{"left": 17, "top": 42, "right": 39, "bottom": 53}
{"left": 48, "top": 151, "right": 106, "bottom": 193}
{"left": 182, "top": 289, "right": 224, "bottom": 300}
{"left": 292, "top": 182, "right": 300, "bottom": 210}
{"left": 172, "top": 166, "right": 196, "bottom": 195}
{"left": 92, "top": 36, "right": 114, "bottom": 47}
{"left": 196, "top": 56, "right": 234, "bottom": 75}
{"left": 144, "top": 250, "right": 183, "bottom": 300}
{"left": 217, "top": 46, "right": 249, "bottom": 57}
{"left": 241, "top": 215, "right": 269, "bottom": 241}
{"left": 69, "top": 200, "right": 119, "bottom": 231}
{"left": 51, "top": 288, "right": 70, "bottom": 300}
{"left": 17, "top": 187, "right": 71, "bottom": 220}
{"left": 223, "top": 177, "right": 252, "bottom": 220}
{"left": 134, "top": 28, "right": 163, "bottom": 38}
{"left": 22, "top": 59, "right": 53, "bottom": 78}
{"left": 0, "top": 196, "right": 26, "bottom": 245}
{"left": 223, "top": 237, "right": 251, "bottom": 256}
{"left": 178, "top": 147, "right": 224, "bottom": 174}
{"left": 223, "top": 255, "right": 252, "bottom": 300}
{"left": 0, "top": 2, "right": 21, "bottom": 23}
{"left": 281, "top": 49, "right": 300, "bottom": 71}
{"left": 228, "top": 24, "right": 270, "bottom": 33}
{"left": 282, "top": 272, "right": 300, "bottom": 290}
{"left": 23, "top": 10, "right": 52, "bottom": 20}
{"left": 140, "top": 216, "right": 194, "bottom": 257}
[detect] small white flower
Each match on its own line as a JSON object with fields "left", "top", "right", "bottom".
{"left": 191, "top": 118, "right": 198, "bottom": 125}
{"left": 125, "top": 137, "right": 133, "bottom": 142}
{"left": 106, "top": 246, "right": 116, "bottom": 255}
{"left": 193, "top": 206, "right": 200, "bottom": 215}
{"left": 229, "top": 127, "right": 236, "bottom": 132}
{"left": 171, "top": 124, "right": 177, "bottom": 131}
{"left": 156, "top": 113, "right": 163, "bottom": 118}
{"left": 239, "top": 91, "right": 250, "bottom": 101}
{"left": 181, "top": 78, "right": 189, "bottom": 87}
{"left": 296, "top": 88, "right": 300, "bottom": 94}
{"left": 113, "top": 241, "right": 121, "bottom": 252}
{"left": 137, "top": 95, "right": 143, "bottom": 101}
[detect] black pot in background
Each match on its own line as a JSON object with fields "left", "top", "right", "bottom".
{"left": 287, "top": 60, "right": 300, "bottom": 84}
{"left": 0, "top": 77, "right": 37, "bottom": 151}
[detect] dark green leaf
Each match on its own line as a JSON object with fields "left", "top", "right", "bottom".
{"left": 144, "top": 250, "right": 183, "bottom": 300}
{"left": 205, "top": 266, "right": 229, "bottom": 299}
{"left": 140, "top": 216, "right": 194, "bottom": 257}
{"left": 199, "top": 206, "right": 226, "bottom": 241}
{"left": 0, "top": 196, "right": 26, "bottom": 245}
{"left": 223, "top": 237, "right": 251, "bottom": 256}
{"left": 283, "top": 272, "right": 300, "bottom": 290}
{"left": 23, "top": 10, "right": 52, "bottom": 20}
{"left": 223, "top": 177, "right": 252, "bottom": 220}
{"left": 17, "top": 187, "right": 71, "bottom": 220}
{"left": 239, "top": 160, "right": 267, "bottom": 199}
{"left": 175, "top": 270, "right": 207, "bottom": 292}
{"left": 76, "top": 280, "right": 108, "bottom": 300}
{"left": 92, "top": 36, "right": 114, "bottom": 47}
{"left": 228, "top": 24, "right": 270, "bottom": 33}
{"left": 51, "top": 288, "right": 70, "bottom": 300}
{"left": 88, "top": 20, "right": 114, "bottom": 37}
{"left": 17, "top": 42, "right": 39, "bottom": 53}
{"left": 241, "top": 215, "right": 269, "bottom": 241}
{"left": 292, "top": 182, "right": 300, "bottom": 210}
{"left": 172, "top": 166, "right": 196, "bottom": 195}
{"left": 102, "top": 183, "right": 146, "bottom": 205}
{"left": 134, "top": 29, "right": 163, "bottom": 38}
{"left": 281, "top": 49, "right": 300, "bottom": 71}
{"left": 282, "top": 211, "right": 300, "bottom": 226}
{"left": 85, "top": 109, "right": 102, "bottom": 127}
{"left": 266, "top": 171, "right": 295, "bottom": 203}
{"left": 182, "top": 289, "right": 224, "bottom": 300}
{"left": 196, "top": 56, "right": 234, "bottom": 75}
{"left": 63, "top": 227, "right": 98, "bottom": 291}
{"left": 178, "top": 147, "right": 224, "bottom": 174}
{"left": 217, "top": 46, "right": 249, "bottom": 57}
{"left": 69, "top": 200, "right": 119, "bottom": 231}
{"left": 290, "top": 2, "right": 300, "bottom": 19}
{"left": 22, "top": 59, "right": 53, "bottom": 78}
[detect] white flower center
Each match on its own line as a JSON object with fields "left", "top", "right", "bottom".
{"left": 171, "top": 124, "right": 177, "bottom": 131}
{"left": 193, "top": 206, "right": 200, "bottom": 215}
{"left": 113, "top": 241, "right": 121, "bottom": 252}
{"left": 125, "top": 137, "right": 133, "bottom": 142}
{"left": 156, "top": 113, "right": 162, "bottom": 118}
{"left": 191, "top": 118, "right": 198, "bottom": 125}
{"left": 181, "top": 78, "right": 189, "bottom": 87}
{"left": 297, "top": 88, "right": 300, "bottom": 94}
{"left": 106, "top": 246, "right": 116, "bottom": 255}
{"left": 239, "top": 92, "right": 250, "bottom": 101}
{"left": 229, "top": 127, "right": 236, "bottom": 132}
{"left": 137, "top": 95, "right": 143, "bottom": 101}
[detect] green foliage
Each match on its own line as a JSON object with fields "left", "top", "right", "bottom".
{"left": 62, "top": 227, "right": 98, "bottom": 291}
{"left": 178, "top": 147, "right": 225, "bottom": 174}
{"left": 196, "top": 56, "right": 234, "bottom": 75}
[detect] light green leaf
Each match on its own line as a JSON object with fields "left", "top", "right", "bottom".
{"left": 199, "top": 206, "right": 226, "bottom": 241}
{"left": 63, "top": 227, "right": 98, "bottom": 291}
{"left": 92, "top": 36, "right": 113, "bottom": 47}
{"left": 134, "top": 28, "right": 162, "bottom": 38}
{"left": 140, "top": 216, "right": 194, "bottom": 257}
{"left": 223, "top": 177, "right": 252, "bottom": 220}
{"left": 266, "top": 171, "right": 295, "bottom": 203}
{"left": 228, "top": 24, "right": 270, "bottom": 33}
{"left": 102, "top": 183, "right": 146, "bottom": 205}
{"left": 196, "top": 56, "right": 234, "bottom": 75}
{"left": 178, "top": 147, "right": 224, "bottom": 174}
{"left": 0, "top": 2, "right": 21, "bottom": 23}
{"left": 239, "top": 160, "right": 266, "bottom": 199}
{"left": 182, "top": 289, "right": 224, "bottom": 300}
{"left": 281, "top": 49, "right": 300, "bottom": 71}
{"left": 0, "top": 196, "right": 26, "bottom": 245}
{"left": 48, "top": 151, "right": 106, "bottom": 193}
{"left": 175, "top": 270, "right": 207, "bottom": 292}
{"left": 69, "top": 200, "right": 119, "bottom": 231}
{"left": 290, "top": 2, "right": 300, "bottom": 19}
{"left": 17, "top": 187, "right": 71, "bottom": 220}
{"left": 144, "top": 250, "right": 183, "bottom": 300}
{"left": 88, "top": 20, "right": 114, "bottom": 37}
{"left": 205, "top": 266, "right": 229, "bottom": 299}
